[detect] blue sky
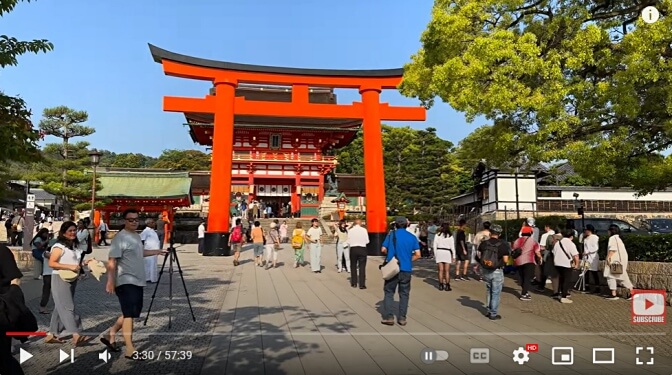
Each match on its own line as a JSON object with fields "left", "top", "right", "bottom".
{"left": 4, "top": 0, "right": 486, "bottom": 156}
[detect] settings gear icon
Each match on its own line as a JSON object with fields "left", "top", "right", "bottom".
{"left": 512, "top": 347, "right": 530, "bottom": 365}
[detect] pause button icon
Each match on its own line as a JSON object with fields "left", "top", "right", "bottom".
{"left": 421, "top": 348, "right": 436, "bottom": 364}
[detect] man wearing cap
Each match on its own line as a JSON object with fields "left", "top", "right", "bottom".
{"left": 380, "top": 217, "right": 421, "bottom": 326}
{"left": 475, "top": 224, "right": 510, "bottom": 320}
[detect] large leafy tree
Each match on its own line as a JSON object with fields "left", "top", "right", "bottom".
{"left": 0, "top": 0, "right": 53, "bottom": 199}
{"left": 401, "top": 0, "right": 672, "bottom": 194}
{"left": 152, "top": 149, "right": 211, "bottom": 170}
{"left": 30, "top": 106, "right": 96, "bottom": 217}
{"left": 335, "top": 125, "right": 460, "bottom": 214}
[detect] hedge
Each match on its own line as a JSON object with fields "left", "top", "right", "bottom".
{"left": 491, "top": 216, "right": 670, "bottom": 262}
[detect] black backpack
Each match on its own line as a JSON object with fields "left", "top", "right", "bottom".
{"left": 479, "top": 240, "right": 501, "bottom": 270}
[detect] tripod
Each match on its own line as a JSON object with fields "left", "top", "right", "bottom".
{"left": 144, "top": 230, "right": 196, "bottom": 329}
{"left": 574, "top": 258, "right": 588, "bottom": 292}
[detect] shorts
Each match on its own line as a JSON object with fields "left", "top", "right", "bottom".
{"left": 456, "top": 247, "right": 471, "bottom": 262}
{"left": 116, "top": 284, "right": 144, "bottom": 318}
{"left": 253, "top": 243, "right": 264, "bottom": 257}
{"left": 232, "top": 242, "right": 242, "bottom": 253}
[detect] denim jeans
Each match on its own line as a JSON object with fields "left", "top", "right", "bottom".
{"left": 482, "top": 268, "right": 504, "bottom": 316}
{"left": 383, "top": 271, "right": 412, "bottom": 320}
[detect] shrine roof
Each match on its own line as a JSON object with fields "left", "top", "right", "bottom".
{"left": 149, "top": 44, "right": 404, "bottom": 77}
{"left": 96, "top": 169, "right": 192, "bottom": 200}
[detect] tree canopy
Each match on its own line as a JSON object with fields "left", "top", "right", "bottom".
{"left": 0, "top": 0, "right": 53, "bottom": 199}
{"left": 336, "top": 125, "right": 464, "bottom": 214}
{"left": 401, "top": 0, "right": 672, "bottom": 194}
{"left": 152, "top": 149, "right": 211, "bottom": 171}
{"left": 31, "top": 106, "right": 96, "bottom": 216}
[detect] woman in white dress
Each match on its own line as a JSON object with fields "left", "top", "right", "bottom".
{"left": 604, "top": 224, "right": 633, "bottom": 300}
{"left": 432, "top": 223, "right": 454, "bottom": 291}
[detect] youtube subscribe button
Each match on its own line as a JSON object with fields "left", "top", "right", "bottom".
{"left": 631, "top": 290, "right": 666, "bottom": 324}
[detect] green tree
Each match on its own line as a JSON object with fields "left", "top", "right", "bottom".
{"left": 400, "top": 0, "right": 672, "bottom": 194}
{"left": 109, "top": 153, "right": 157, "bottom": 168}
{"left": 32, "top": 106, "right": 96, "bottom": 217}
{"left": 153, "top": 149, "right": 211, "bottom": 170}
{"left": 0, "top": 0, "right": 53, "bottom": 199}
{"left": 334, "top": 125, "right": 462, "bottom": 215}
{"left": 334, "top": 130, "right": 364, "bottom": 174}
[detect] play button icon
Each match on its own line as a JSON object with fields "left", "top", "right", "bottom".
{"left": 632, "top": 290, "right": 666, "bottom": 324}
{"left": 19, "top": 348, "right": 33, "bottom": 364}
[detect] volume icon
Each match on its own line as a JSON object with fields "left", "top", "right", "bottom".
{"left": 99, "top": 349, "right": 111, "bottom": 363}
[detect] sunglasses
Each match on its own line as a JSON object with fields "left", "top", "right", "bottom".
{"left": 125, "top": 218, "right": 139, "bottom": 223}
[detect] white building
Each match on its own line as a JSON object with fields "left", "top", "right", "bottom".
{"left": 449, "top": 163, "right": 672, "bottom": 220}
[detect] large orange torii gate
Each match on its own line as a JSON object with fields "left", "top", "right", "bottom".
{"left": 149, "top": 44, "right": 426, "bottom": 256}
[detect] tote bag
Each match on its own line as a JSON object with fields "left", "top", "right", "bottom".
{"left": 380, "top": 231, "right": 400, "bottom": 280}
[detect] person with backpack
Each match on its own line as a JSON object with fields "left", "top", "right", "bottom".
{"left": 228, "top": 218, "right": 244, "bottom": 266}
{"left": 291, "top": 222, "right": 306, "bottom": 268}
{"left": 475, "top": 224, "right": 510, "bottom": 320}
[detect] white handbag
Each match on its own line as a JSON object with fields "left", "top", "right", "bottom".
{"left": 381, "top": 257, "right": 400, "bottom": 280}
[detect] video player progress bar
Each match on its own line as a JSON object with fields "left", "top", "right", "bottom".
{"left": 8, "top": 331, "right": 664, "bottom": 337}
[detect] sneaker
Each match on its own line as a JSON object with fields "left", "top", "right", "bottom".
{"left": 454, "top": 276, "right": 462, "bottom": 281}
{"left": 605, "top": 296, "right": 619, "bottom": 301}
{"left": 489, "top": 315, "right": 502, "bottom": 320}
{"left": 520, "top": 294, "right": 532, "bottom": 301}
{"left": 560, "top": 298, "right": 573, "bottom": 304}
{"left": 338, "top": 268, "right": 342, "bottom": 273}
{"left": 462, "top": 276, "right": 470, "bottom": 281}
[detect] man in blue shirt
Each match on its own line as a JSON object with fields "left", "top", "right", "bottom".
{"left": 381, "top": 217, "right": 421, "bottom": 326}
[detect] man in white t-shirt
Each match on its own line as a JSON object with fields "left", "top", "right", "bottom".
{"left": 98, "top": 220, "right": 109, "bottom": 246}
{"left": 552, "top": 229, "right": 580, "bottom": 303}
{"left": 140, "top": 218, "right": 161, "bottom": 283}
{"left": 306, "top": 219, "right": 324, "bottom": 273}
{"left": 197, "top": 219, "right": 206, "bottom": 254}
{"left": 581, "top": 224, "right": 600, "bottom": 294}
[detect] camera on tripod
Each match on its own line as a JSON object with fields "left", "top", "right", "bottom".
{"left": 144, "top": 229, "right": 196, "bottom": 328}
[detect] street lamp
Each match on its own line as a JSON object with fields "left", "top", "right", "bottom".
{"left": 89, "top": 149, "right": 102, "bottom": 233}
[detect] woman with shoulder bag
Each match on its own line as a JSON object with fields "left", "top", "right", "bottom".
{"left": 604, "top": 225, "right": 634, "bottom": 300}
{"left": 552, "top": 229, "right": 580, "bottom": 304}
{"left": 45, "top": 221, "right": 93, "bottom": 346}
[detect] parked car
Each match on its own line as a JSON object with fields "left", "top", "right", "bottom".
{"left": 641, "top": 218, "right": 672, "bottom": 234}
{"left": 566, "top": 218, "right": 649, "bottom": 236}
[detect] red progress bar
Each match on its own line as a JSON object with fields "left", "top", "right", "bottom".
{"left": 5, "top": 332, "right": 48, "bottom": 337}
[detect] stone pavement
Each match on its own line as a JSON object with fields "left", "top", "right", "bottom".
{"left": 11, "top": 242, "right": 672, "bottom": 375}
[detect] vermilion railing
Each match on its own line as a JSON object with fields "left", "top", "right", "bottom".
{"left": 232, "top": 152, "right": 336, "bottom": 162}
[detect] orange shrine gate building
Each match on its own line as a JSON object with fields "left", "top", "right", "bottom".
{"left": 149, "top": 44, "right": 426, "bottom": 256}
{"left": 184, "top": 85, "right": 357, "bottom": 218}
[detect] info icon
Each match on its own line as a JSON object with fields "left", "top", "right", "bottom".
{"left": 631, "top": 290, "right": 666, "bottom": 324}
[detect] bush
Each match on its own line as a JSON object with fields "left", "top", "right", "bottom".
{"left": 598, "top": 234, "right": 672, "bottom": 262}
